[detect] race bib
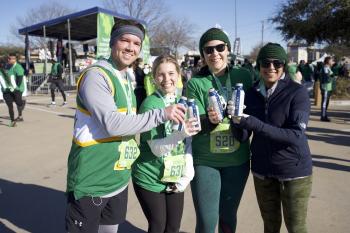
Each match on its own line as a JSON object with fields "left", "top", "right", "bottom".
{"left": 210, "top": 118, "right": 240, "bottom": 154}
{"left": 161, "top": 154, "right": 186, "bottom": 183}
{"left": 114, "top": 139, "right": 140, "bottom": 170}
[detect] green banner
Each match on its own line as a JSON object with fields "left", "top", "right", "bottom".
{"left": 141, "top": 33, "right": 151, "bottom": 64}
{"left": 97, "top": 13, "right": 115, "bottom": 59}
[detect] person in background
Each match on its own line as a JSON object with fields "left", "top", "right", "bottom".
{"left": 143, "top": 63, "right": 155, "bottom": 96}
{"left": 56, "top": 39, "right": 64, "bottom": 63}
{"left": 0, "top": 54, "right": 25, "bottom": 127}
{"left": 65, "top": 43, "right": 78, "bottom": 72}
{"left": 133, "top": 57, "right": 146, "bottom": 110}
{"left": 186, "top": 27, "right": 253, "bottom": 233}
{"left": 300, "top": 60, "right": 314, "bottom": 83}
{"left": 48, "top": 59, "right": 67, "bottom": 106}
{"left": 287, "top": 63, "right": 303, "bottom": 84}
{"left": 180, "top": 60, "right": 193, "bottom": 96}
{"left": 320, "top": 56, "right": 335, "bottom": 122}
{"left": 297, "top": 60, "right": 306, "bottom": 76}
{"left": 65, "top": 19, "right": 186, "bottom": 233}
{"left": 132, "top": 55, "right": 200, "bottom": 233}
{"left": 242, "top": 58, "right": 257, "bottom": 84}
{"left": 230, "top": 42, "right": 312, "bottom": 233}
{"left": 242, "top": 58, "right": 253, "bottom": 72}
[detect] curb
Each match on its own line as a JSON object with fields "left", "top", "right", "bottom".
{"left": 330, "top": 100, "right": 350, "bottom": 106}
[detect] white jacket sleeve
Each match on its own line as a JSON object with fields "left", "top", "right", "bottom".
{"left": 147, "top": 130, "right": 188, "bottom": 157}
{"left": 175, "top": 137, "right": 195, "bottom": 192}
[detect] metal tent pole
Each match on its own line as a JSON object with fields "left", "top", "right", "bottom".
{"left": 67, "top": 19, "right": 74, "bottom": 86}
{"left": 43, "top": 26, "right": 47, "bottom": 78}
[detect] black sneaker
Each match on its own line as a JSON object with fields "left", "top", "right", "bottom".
{"left": 15, "top": 116, "right": 24, "bottom": 122}
{"left": 320, "top": 117, "right": 331, "bottom": 122}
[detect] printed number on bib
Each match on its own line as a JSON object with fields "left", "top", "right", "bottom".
{"left": 215, "top": 134, "right": 234, "bottom": 147}
{"left": 161, "top": 154, "right": 186, "bottom": 183}
{"left": 210, "top": 119, "right": 240, "bottom": 154}
{"left": 114, "top": 139, "right": 140, "bottom": 170}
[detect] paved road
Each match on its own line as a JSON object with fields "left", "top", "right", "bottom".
{"left": 0, "top": 94, "right": 349, "bottom": 233}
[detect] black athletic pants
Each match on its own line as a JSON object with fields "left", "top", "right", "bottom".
{"left": 133, "top": 183, "right": 184, "bottom": 233}
{"left": 50, "top": 79, "right": 66, "bottom": 102}
{"left": 66, "top": 187, "right": 128, "bottom": 233}
{"left": 3, "top": 90, "right": 23, "bottom": 121}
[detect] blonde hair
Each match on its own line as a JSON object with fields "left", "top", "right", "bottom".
{"left": 152, "top": 55, "right": 180, "bottom": 77}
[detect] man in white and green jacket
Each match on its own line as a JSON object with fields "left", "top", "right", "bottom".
{"left": 0, "top": 54, "right": 25, "bottom": 127}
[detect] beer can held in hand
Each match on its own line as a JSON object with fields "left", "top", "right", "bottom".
{"left": 172, "top": 96, "right": 188, "bottom": 131}
{"left": 187, "top": 98, "right": 201, "bottom": 131}
{"left": 208, "top": 88, "right": 224, "bottom": 122}
{"left": 231, "top": 83, "right": 245, "bottom": 117}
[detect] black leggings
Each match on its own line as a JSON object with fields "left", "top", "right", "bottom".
{"left": 50, "top": 79, "right": 66, "bottom": 102}
{"left": 3, "top": 91, "right": 23, "bottom": 121}
{"left": 133, "top": 183, "right": 184, "bottom": 233}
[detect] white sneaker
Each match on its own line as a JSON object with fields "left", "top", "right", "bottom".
{"left": 48, "top": 102, "right": 56, "bottom": 107}
{"left": 61, "top": 101, "right": 68, "bottom": 106}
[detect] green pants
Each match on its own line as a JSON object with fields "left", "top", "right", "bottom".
{"left": 254, "top": 176, "right": 312, "bottom": 233}
{"left": 191, "top": 162, "right": 250, "bottom": 233}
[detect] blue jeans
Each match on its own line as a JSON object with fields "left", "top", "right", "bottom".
{"left": 321, "top": 90, "right": 332, "bottom": 118}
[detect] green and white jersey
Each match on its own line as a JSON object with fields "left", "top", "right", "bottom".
{"left": 321, "top": 66, "right": 334, "bottom": 91}
{"left": 67, "top": 58, "right": 137, "bottom": 200}
{"left": 132, "top": 93, "right": 185, "bottom": 192}
{"left": 186, "top": 66, "right": 252, "bottom": 167}
{"left": 0, "top": 63, "right": 25, "bottom": 93}
{"left": 50, "top": 62, "right": 62, "bottom": 77}
{"left": 0, "top": 70, "right": 10, "bottom": 92}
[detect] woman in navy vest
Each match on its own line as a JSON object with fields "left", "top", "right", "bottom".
{"left": 230, "top": 43, "right": 313, "bottom": 233}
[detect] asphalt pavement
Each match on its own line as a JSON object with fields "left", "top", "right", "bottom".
{"left": 0, "top": 94, "right": 349, "bottom": 233}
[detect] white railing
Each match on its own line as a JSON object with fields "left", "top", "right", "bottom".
{"left": 27, "top": 71, "right": 78, "bottom": 95}
{"left": 28, "top": 74, "right": 48, "bottom": 94}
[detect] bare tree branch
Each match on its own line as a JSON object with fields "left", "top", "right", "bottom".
{"left": 102, "top": 0, "right": 197, "bottom": 55}
{"left": 102, "top": 0, "right": 167, "bottom": 37}
{"left": 10, "top": 1, "right": 74, "bottom": 47}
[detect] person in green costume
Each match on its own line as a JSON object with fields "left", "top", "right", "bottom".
{"left": 0, "top": 54, "right": 25, "bottom": 127}
{"left": 132, "top": 54, "right": 200, "bottom": 233}
{"left": 186, "top": 27, "right": 253, "bottom": 233}
{"left": 65, "top": 19, "right": 186, "bottom": 233}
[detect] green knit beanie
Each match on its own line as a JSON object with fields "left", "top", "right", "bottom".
{"left": 256, "top": 42, "right": 288, "bottom": 70}
{"left": 199, "top": 28, "right": 231, "bottom": 57}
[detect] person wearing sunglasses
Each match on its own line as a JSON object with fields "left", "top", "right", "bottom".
{"left": 186, "top": 27, "right": 253, "bottom": 233}
{"left": 229, "top": 43, "right": 312, "bottom": 233}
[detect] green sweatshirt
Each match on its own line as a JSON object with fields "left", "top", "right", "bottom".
{"left": 186, "top": 65, "right": 252, "bottom": 167}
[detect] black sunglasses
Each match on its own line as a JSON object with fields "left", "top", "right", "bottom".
{"left": 203, "top": 44, "right": 226, "bottom": 54}
{"left": 260, "top": 59, "right": 285, "bottom": 68}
